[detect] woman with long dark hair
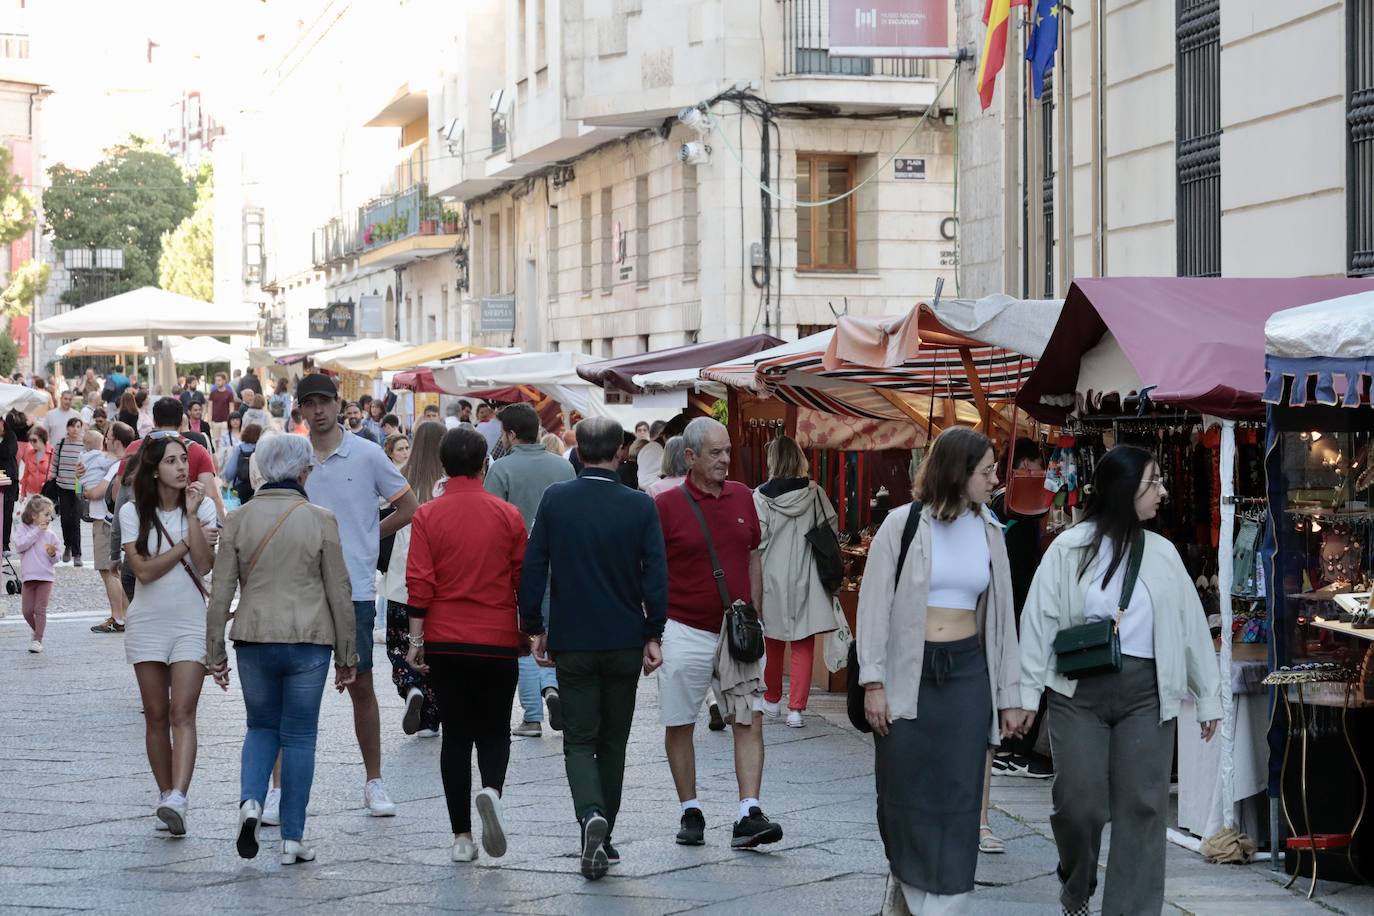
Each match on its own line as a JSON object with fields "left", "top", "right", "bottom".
{"left": 1019, "top": 445, "right": 1221, "bottom": 916}
{"left": 118, "top": 389, "right": 140, "bottom": 429}
{"left": 382, "top": 420, "right": 446, "bottom": 738}
{"left": 119, "top": 433, "right": 217, "bottom": 836}
{"left": 857, "top": 426, "right": 1027, "bottom": 913}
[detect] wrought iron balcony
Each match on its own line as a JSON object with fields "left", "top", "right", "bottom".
{"left": 312, "top": 210, "right": 363, "bottom": 268}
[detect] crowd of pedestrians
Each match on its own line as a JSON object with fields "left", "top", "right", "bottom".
{"left": 2, "top": 363, "right": 1227, "bottom": 915}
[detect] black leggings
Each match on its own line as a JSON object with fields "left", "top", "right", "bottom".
{"left": 56, "top": 487, "right": 81, "bottom": 558}
{"left": 428, "top": 654, "right": 518, "bottom": 834}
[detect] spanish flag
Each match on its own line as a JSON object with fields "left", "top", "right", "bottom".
{"left": 977, "top": 0, "right": 1028, "bottom": 110}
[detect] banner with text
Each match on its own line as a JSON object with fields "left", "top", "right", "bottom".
{"left": 828, "top": 0, "right": 950, "bottom": 57}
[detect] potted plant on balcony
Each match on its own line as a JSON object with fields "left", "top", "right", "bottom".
{"left": 442, "top": 209, "right": 461, "bottom": 234}
{"left": 364, "top": 223, "right": 376, "bottom": 246}
{"left": 419, "top": 198, "right": 441, "bottom": 235}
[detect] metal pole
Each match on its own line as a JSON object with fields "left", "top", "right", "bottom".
{"left": 1058, "top": 5, "right": 1074, "bottom": 294}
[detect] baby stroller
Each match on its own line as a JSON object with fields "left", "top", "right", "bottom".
{"left": 2, "top": 550, "right": 17, "bottom": 596}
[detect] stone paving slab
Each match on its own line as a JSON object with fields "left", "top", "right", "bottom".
{"left": 0, "top": 558, "right": 1370, "bottom": 914}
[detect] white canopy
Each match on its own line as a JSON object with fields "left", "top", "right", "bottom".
{"left": 312, "top": 339, "right": 409, "bottom": 372}
{"left": 923, "top": 293, "right": 1064, "bottom": 360}
{"left": 34, "top": 287, "right": 260, "bottom": 337}
{"left": 1265, "top": 289, "right": 1374, "bottom": 360}
{"left": 171, "top": 336, "right": 247, "bottom": 364}
{"left": 55, "top": 336, "right": 149, "bottom": 358}
{"left": 434, "top": 351, "right": 664, "bottom": 426}
{"left": 0, "top": 383, "right": 53, "bottom": 414}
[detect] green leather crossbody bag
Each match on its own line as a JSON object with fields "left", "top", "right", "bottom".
{"left": 1053, "top": 534, "right": 1144, "bottom": 680}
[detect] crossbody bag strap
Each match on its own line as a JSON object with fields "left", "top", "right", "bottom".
{"left": 679, "top": 484, "right": 732, "bottom": 611}
{"left": 241, "top": 501, "right": 306, "bottom": 582}
{"left": 152, "top": 512, "right": 210, "bottom": 600}
{"left": 1114, "top": 533, "right": 1146, "bottom": 628}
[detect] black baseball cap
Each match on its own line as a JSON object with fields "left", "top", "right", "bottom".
{"left": 296, "top": 373, "right": 338, "bottom": 402}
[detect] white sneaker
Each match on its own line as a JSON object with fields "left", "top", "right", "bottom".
{"left": 451, "top": 835, "right": 478, "bottom": 862}
{"left": 262, "top": 787, "right": 281, "bottom": 826}
{"left": 761, "top": 700, "right": 781, "bottom": 719}
{"left": 415, "top": 728, "right": 440, "bottom": 738}
{"left": 364, "top": 778, "right": 397, "bottom": 817}
{"left": 156, "top": 790, "right": 187, "bottom": 836}
{"left": 154, "top": 790, "right": 170, "bottom": 830}
{"left": 786, "top": 710, "right": 804, "bottom": 728}
{"left": 474, "top": 787, "right": 507, "bottom": 858}
{"left": 402, "top": 687, "right": 424, "bottom": 735}
{"left": 27, "top": 639, "right": 42, "bottom": 653}
{"left": 236, "top": 800, "right": 262, "bottom": 859}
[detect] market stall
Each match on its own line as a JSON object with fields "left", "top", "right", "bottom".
{"left": 1262, "top": 289, "right": 1374, "bottom": 890}
{"left": 1017, "top": 276, "right": 1374, "bottom": 858}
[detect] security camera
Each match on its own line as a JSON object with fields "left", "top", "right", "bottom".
{"left": 678, "top": 106, "right": 711, "bottom": 135}
{"left": 678, "top": 142, "right": 711, "bottom": 164}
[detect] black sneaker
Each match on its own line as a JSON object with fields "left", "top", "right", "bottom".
{"left": 604, "top": 837, "right": 620, "bottom": 866}
{"left": 991, "top": 751, "right": 1013, "bottom": 773}
{"left": 544, "top": 687, "right": 563, "bottom": 732}
{"left": 580, "top": 813, "right": 609, "bottom": 880}
{"left": 1004, "top": 754, "right": 1054, "bottom": 779}
{"left": 708, "top": 702, "right": 726, "bottom": 732}
{"left": 731, "top": 807, "right": 783, "bottom": 849}
{"left": 90, "top": 617, "right": 125, "bottom": 633}
{"left": 676, "top": 808, "right": 705, "bottom": 845}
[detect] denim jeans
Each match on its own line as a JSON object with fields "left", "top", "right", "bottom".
{"left": 236, "top": 642, "right": 332, "bottom": 841}
{"left": 516, "top": 595, "right": 557, "bottom": 722}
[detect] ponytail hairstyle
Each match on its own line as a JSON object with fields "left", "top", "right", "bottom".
{"left": 131, "top": 435, "right": 189, "bottom": 558}
{"left": 1076, "top": 444, "right": 1156, "bottom": 586}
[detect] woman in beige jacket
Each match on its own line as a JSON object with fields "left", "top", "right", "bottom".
{"left": 205, "top": 434, "right": 357, "bottom": 867}
{"left": 753, "top": 435, "right": 839, "bottom": 727}
{"left": 857, "top": 427, "right": 1030, "bottom": 915}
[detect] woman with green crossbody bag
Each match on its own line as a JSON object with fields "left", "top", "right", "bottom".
{"left": 1018, "top": 445, "right": 1222, "bottom": 916}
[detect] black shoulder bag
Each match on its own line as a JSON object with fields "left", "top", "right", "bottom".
{"left": 847, "top": 502, "right": 923, "bottom": 732}
{"left": 1052, "top": 534, "right": 1145, "bottom": 679}
{"left": 679, "top": 485, "right": 765, "bottom": 663}
{"left": 804, "top": 490, "right": 844, "bottom": 595}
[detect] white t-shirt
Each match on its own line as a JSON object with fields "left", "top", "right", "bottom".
{"left": 1084, "top": 536, "right": 1156, "bottom": 659}
{"left": 118, "top": 499, "right": 218, "bottom": 606}
{"left": 44, "top": 407, "right": 80, "bottom": 443}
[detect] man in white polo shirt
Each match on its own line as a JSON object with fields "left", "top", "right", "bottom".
{"left": 298, "top": 373, "right": 418, "bottom": 817}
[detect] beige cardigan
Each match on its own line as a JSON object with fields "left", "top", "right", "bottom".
{"left": 856, "top": 503, "right": 1020, "bottom": 745}
{"left": 205, "top": 488, "right": 358, "bottom": 669}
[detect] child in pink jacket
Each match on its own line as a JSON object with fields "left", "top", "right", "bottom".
{"left": 13, "top": 495, "right": 59, "bottom": 653}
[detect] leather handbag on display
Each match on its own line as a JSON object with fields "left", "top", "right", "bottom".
{"left": 679, "top": 485, "right": 765, "bottom": 663}
{"left": 847, "top": 502, "right": 923, "bottom": 733}
{"left": 1005, "top": 468, "right": 1053, "bottom": 516}
{"left": 1053, "top": 534, "right": 1144, "bottom": 679}
{"left": 804, "top": 490, "right": 845, "bottom": 594}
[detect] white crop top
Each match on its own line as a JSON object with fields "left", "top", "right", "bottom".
{"left": 927, "top": 511, "right": 991, "bottom": 611}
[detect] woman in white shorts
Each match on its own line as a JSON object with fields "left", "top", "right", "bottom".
{"left": 120, "top": 432, "right": 217, "bottom": 836}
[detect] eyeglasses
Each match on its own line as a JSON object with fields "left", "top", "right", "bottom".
{"left": 1142, "top": 478, "right": 1167, "bottom": 491}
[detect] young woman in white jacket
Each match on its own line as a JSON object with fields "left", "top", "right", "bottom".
{"left": 1018, "top": 444, "right": 1221, "bottom": 916}
{"left": 858, "top": 427, "right": 1030, "bottom": 915}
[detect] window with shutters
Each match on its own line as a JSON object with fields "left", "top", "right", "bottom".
{"left": 1176, "top": 0, "right": 1221, "bottom": 278}
{"left": 796, "top": 154, "right": 856, "bottom": 271}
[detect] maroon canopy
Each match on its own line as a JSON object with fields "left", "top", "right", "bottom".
{"left": 1017, "top": 277, "right": 1374, "bottom": 422}
{"left": 577, "top": 334, "right": 784, "bottom": 393}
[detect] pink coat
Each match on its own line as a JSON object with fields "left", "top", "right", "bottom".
{"left": 12, "top": 522, "right": 58, "bottom": 582}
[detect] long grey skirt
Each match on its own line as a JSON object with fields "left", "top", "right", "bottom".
{"left": 873, "top": 634, "right": 991, "bottom": 895}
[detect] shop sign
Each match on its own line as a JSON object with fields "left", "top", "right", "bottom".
{"left": 894, "top": 157, "right": 926, "bottom": 180}
{"left": 308, "top": 300, "right": 356, "bottom": 339}
{"left": 358, "top": 294, "right": 384, "bottom": 334}
{"left": 480, "top": 295, "right": 516, "bottom": 332}
{"left": 829, "top": 1, "right": 950, "bottom": 57}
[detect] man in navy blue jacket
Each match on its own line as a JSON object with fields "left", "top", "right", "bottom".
{"left": 519, "top": 416, "right": 668, "bottom": 881}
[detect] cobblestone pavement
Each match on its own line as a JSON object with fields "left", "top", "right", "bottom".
{"left": 1, "top": 549, "right": 1371, "bottom": 914}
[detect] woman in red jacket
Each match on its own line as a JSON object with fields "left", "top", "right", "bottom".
{"left": 405, "top": 426, "right": 527, "bottom": 866}
{"left": 18, "top": 425, "right": 51, "bottom": 498}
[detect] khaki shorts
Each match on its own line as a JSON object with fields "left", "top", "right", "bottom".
{"left": 657, "top": 618, "right": 761, "bottom": 727}
{"left": 92, "top": 519, "right": 113, "bottom": 572}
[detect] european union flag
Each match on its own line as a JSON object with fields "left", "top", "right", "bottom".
{"left": 1025, "top": 0, "right": 1061, "bottom": 100}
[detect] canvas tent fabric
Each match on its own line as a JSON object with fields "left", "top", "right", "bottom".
{"left": 1262, "top": 290, "right": 1374, "bottom": 408}
{"left": 33, "top": 287, "right": 260, "bottom": 337}
{"left": 577, "top": 335, "right": 783, "bottom": 393}
{"left": 171, "top": 336, "right": 247, "bottom": 364}
{"left": 312, "top": 339, "right": 409, "bottom": 372}
{"left": 1017, "top": 277, "right": 1374, "bottom": 422}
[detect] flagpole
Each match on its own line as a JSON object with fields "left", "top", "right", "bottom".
{"left": 1024, "top": 7, "right": 1039, "bottom": 297}
{"left": 1058, "top": 2, "right": 1074, "bottom": 294}
{"left": 1092, "top": 0, "right": 1108, "bottom": 275}
{"left": 1003, "top": 6, "right": 1020, "bottom": 296}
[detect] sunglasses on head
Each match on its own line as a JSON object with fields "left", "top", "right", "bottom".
{"left": 147, "top": 430, "right": 183, "bottom": 441}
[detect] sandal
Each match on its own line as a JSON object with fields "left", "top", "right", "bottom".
{"left": 979, "top": 824, "right": 1006, "bottom": 854}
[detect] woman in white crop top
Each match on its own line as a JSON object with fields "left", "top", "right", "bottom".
{"left": 855, "top": 427, "right": 1029, "bottom": 914}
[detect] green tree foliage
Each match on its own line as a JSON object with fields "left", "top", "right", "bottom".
{"left": 0, "top": 145, "right": 45, "bottom": 317}
{"left": 43, "top": 136, "right": 196, "bottom": 300}
{"left": 158, "top": 163, "right": 213, "bottom": 302}
{"left": 0, "top": 332, "right": 18, "bottom": 377}
{"left": 1, "top": 260, "right": 50, "bottom": 317}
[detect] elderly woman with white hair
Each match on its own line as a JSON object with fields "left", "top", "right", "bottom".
{"left": 205, "top": 433, "right": 358, "bottom": 866}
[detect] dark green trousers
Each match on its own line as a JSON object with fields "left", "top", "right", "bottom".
{"left": 555, "top": 648, "right": 643, "bottom": 834}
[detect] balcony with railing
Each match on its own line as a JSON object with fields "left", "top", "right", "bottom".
{"left": 312, "top": 209, "right": 363, "bottom": 269}
{"left": 358, "top": 184, "right": 464, "bottom": 269}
